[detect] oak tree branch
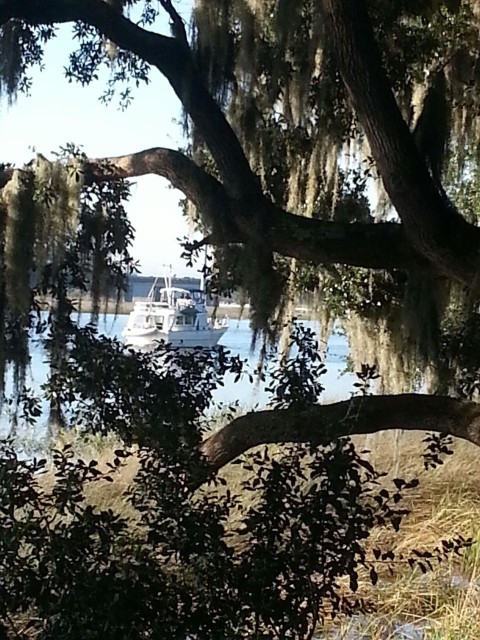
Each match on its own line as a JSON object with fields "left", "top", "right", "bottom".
{"left": 201, "top": 394, "right": 480, "bottom": 472}
{"left": 87, "top": 146, "right": 415, "bottom": 271}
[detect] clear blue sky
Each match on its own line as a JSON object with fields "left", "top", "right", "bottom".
{"left": 0, "top": 1, "right": 198, "bottom": 277}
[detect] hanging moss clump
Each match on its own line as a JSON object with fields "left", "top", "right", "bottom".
{"left": 0, "top": 152, "right": 135, "bottom": 402}
{"left": 88, "top": 203, "right": 109, "bottom": 321}
{"left": 33, "top": 154, "right": 84, "bottom": 275}
{"left": 0, "top": 198, "right": 8, "bottom": 394}
{"left": 188, "top": 0, "right": 480, "bottom": 359}
{"left": 1, "top": 169, "right": 36, "bottom": 387}
{"left": 0, "top": 157, "right": 84, "bottom": 393}
{"left": 0, "top": 21, "right": 23, "bottom": 104}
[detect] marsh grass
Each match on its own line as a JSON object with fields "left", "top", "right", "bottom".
{"left": 317, "top": 431, "right": 480, "bottom": 638}
{"left": 35, "top": 429, "right": 140, "bottom": 518}
{"left": 36, "top": 423, "right": 480, "bottom": 638}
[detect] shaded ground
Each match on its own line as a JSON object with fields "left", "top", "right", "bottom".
{"left": 25, "top": 427, "right": 480, "bottom": 639}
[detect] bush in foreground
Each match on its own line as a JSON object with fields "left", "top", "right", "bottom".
{"left": 0, "top": 325, "right": 469, "bottom": 638}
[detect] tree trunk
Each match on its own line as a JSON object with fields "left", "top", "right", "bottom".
{"left": 321, "top": 0, "right": 480, "bottom": 285}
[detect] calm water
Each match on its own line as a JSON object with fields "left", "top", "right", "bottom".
{"left": 1, "top": 316, "right": 355, "bottom": 436}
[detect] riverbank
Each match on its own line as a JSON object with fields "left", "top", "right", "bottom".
{"left": 37, "top": 427, "right": 480, "bottom": 639}
{"left": 67, "top": 298, "right": 247, "bottom": 318}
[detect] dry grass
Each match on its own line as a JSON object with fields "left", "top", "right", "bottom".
{"left": 40, "top": 427, "right": 480, "bottom": 638}
{"left": 38, "top": 429, "right": 140, "bottom": 518}
{"left": 355, "top": 431, "right": 480, "bottom": 556}
{"left": 316, "top": 431, "right": 480, "bottom": 639}
{"left": 329, "top": 575, "right": 480, "bottom": 639}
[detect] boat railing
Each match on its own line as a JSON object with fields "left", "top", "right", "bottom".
{"left": 133, "top": 301, "right": 169, "bottom": 312}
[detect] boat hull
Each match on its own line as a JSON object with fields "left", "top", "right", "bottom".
{"left": 123, "top": 325, "right": 228, "bottom": 350}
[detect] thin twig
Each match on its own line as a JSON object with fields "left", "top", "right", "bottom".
{"left": 159, "top": 0, "right": 189, "bottom": 49}
{"left": 182, "top": 234, "right": 213, "bottom": 254}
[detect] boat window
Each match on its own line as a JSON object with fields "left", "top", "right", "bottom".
{"left": 133, "top": 315, "right": 146, "bottom": 329}
{"left": 184, "top": 315, "right": 194, "bottom": 325}
{"left": 175, "top": 316, "right": 184, "bottom": 325}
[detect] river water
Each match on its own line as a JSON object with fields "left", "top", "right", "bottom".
{"left": 207, "top": 317, "right": 355, "bottom": 406}
{"left": 0, "top": 316, "right": 356, "bottom": 436}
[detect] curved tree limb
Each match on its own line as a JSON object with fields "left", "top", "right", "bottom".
{"left": 0, "top": 0, "right": 262, "bottom": 201}
{"left": 320, "top": 0, "right": 480, "bottom": 285}
{"left": 87, "top": 146, "right": 415, "bottom": 271}
{"left": 86, "top": 147, "right": 230, "bottom": 223}
{"left": 201, "top": 394, "right": 480, "bottom": 472}
{"left": 0, "top": 146, "right": 422, "bottom": 270}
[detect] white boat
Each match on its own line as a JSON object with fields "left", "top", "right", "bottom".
{"left": 122, "top": 276, "right": 228, "bottom": 349}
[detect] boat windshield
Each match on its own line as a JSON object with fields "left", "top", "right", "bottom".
{"left": 158, "top": 288, "right": 205, "bottom": 305}
{"left": 132, "top": 315, "right": 147, "bottom": 329}
{"left": 189, "top": 290, "right": 204, "bottom": 303}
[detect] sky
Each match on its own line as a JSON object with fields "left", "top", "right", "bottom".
{"left": 0, "top": 1, "right": 198, "bottom": 277}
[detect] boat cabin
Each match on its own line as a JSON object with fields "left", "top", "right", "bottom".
{"left": 155, "top": 287, "right": 205, "bottom": 307}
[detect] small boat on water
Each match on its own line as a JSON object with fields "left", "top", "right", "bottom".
{"left": 122, "top": 275, "right": 228, "bottom": 349}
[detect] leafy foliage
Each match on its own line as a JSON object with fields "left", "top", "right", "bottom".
{"left": 1, "top": 323, "right": 469, "bottom": 638}
{"left": 0, "top": 21, "right": 55, "bottom": 101}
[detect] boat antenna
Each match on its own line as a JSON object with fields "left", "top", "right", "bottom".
{"left": 161, "top": 264, "right": 173, "bottom": 290}
{"left": 201, "top": 246, "right": 208, "bottom": 294}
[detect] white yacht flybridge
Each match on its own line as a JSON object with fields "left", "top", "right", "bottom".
{"left": 122, "top": 271, "right": 228, "bottom": 349}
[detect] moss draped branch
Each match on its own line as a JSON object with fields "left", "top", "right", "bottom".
{"left": 2, "top": 0, "right": 480, "bottom": 282}
{"left": 320, "top": 0, "right": 480, "bottom": 285}
{"left": 0, "top": 146, "right": 419, "bottom": 271}
{"left": 201, "top": 394, "right": 480, "bottom": 472}
{"left": 87, "top": 147, "right": 413, "bottom": 270}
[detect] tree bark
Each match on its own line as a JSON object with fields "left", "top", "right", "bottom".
{"left": 85, "top": 147, "right": 416, "bottom": 271}
{"left": 201, "top": 395, "right": 480, "bottom": 472}
{"left": 320, "top": 0, "right": 480, "bottom": 285}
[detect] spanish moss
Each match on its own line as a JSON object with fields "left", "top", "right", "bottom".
{"left": 189, "top": 0, "right": 480, "bottom": 386}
